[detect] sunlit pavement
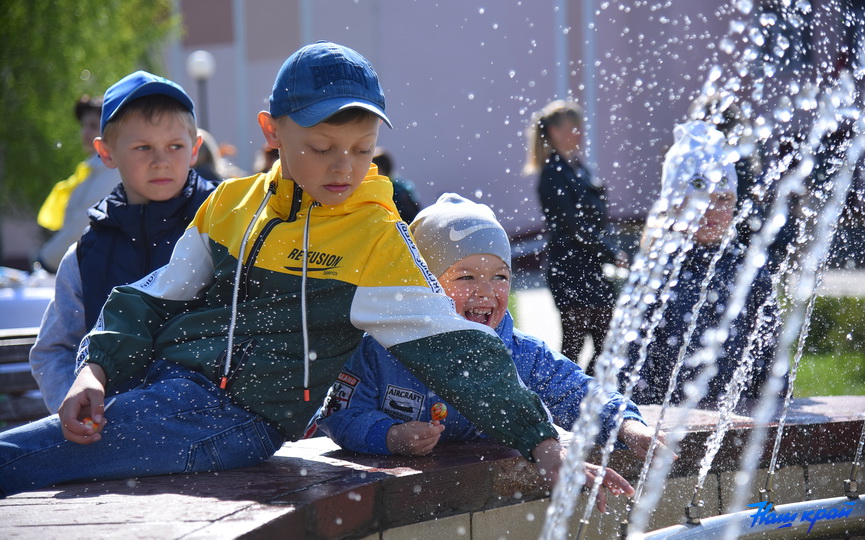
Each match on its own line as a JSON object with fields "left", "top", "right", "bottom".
{"left": 513, "top": 285, "right": 561, "bottom": 349}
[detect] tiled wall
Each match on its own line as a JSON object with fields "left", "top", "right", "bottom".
{"left": 370, "top": 462, "right": 855, "bottom": 539}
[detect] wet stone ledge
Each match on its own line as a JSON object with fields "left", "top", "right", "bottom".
{"left": 0, "top": 395, "right": 863, "bottom": 539}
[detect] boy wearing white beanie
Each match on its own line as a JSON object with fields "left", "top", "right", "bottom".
{"left": 626, "top": 120, "right": 780, "bottom": 407}
{"left": 309, "top": 193, "right": 662, "bottom": 486}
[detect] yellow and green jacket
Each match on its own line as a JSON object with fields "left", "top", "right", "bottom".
{"left": 78, "top": 163, "right": 556, "bottom": 458}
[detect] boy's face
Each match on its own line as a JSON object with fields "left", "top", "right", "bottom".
{"left": 438, "top": 253, "right": 510, "bottom": 330}
{"left": 695, "top": 191, "right": 736, "bottom": 245}
{"left": 94, "top": 112, "right": 200, "bottom": 205}
{"left": 258, "top": 112, "right": 380, "bottom": 206}
{"left": 79, "top": 110, "right": 100, "bottom": 155}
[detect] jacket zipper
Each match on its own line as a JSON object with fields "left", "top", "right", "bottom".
{"left": 221, "top": 181, "right": 277, "bottom": 389}
{"left": 237, "top": 183, "right": 304, "bottom": 301}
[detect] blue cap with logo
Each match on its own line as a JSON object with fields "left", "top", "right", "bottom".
{"left": 101, "top": 70, "right": 195, "bottom": 133}
{"left": 269, "top": 41, "right": 392, "bottom": 128}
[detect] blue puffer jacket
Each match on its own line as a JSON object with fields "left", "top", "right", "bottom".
{"left": 309, "top": 311, "right": 644, "bottom": 455}
{"left": 625, "top": 242, "right": 779, "bottom": 406}
{"left": 77, "top": 170, "right": 216, "bottom": 328}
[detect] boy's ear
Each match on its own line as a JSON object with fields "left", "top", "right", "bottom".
{"left": 258, "top": 111, "right": 282, "bottom": 149}
{"left": 189, "top": 134, "right": 204, "bottom": 167}
{"left": 93, "top": 138, "right": 117, "bottom": 169}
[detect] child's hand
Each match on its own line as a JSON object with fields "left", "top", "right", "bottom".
{"left": 530, "top": 439, "right": 634, "bottom": 513}
{"left": 531, "top": 438, "right": 564, "bottom": 488}
{"left": 386, "top": 421, "right": 445, "bottom": 456}
{"left": 585, "top": 462, "right": 634, "bottom": 513}
{"left": 618, "top": 419, "right": 678, "bottom": 461}
{"left": 58, "top": 363, "right": 108, "bottom": 445}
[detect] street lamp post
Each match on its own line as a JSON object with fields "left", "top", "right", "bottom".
{"left": 185, "top": 50, "right": 216, "bottom": 131}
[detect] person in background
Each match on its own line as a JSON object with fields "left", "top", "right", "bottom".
{"left": 192, "top": 129, "right": 226, "bottom": 182}
{"left": 523, "top": 100, "right": 628, "bottom": 375}
{"left": 29, "top": 71, "right": 216, "bottom": 413}
{"left": 35, "top": 95, "right": 122, "bottom": 273}
{"left": 309, "top": 194, "right": 664, "bottom": 495}
{"left": 623, "top": 120, "right": 780, "bottom": 409}
{"left": 252, "top": 142, "right": 280, "bottom": 174}
{"left": 687, "top": 93, "right": 763, "bottom": 248}
{"left": 372, "top": 146, "right": 422, "bottom": 222}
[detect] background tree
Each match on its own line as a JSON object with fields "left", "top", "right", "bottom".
{"left": 0, "top": 0, "right": 179, "bottom": 209}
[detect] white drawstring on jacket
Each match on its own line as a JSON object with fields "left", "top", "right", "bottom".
{"left": 221, "top": 182, "right": 276, "bottom": 389}
{"left": 301, "top": 201, "right": 320, "bottom": 401}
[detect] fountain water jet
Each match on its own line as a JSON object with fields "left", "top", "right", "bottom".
{"left": 540, "top": 1, "right": 865, "bottom": 538}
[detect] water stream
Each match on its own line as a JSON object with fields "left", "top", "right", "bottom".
{"left": 540, "top": 1, "right": 865, "bottom": 537}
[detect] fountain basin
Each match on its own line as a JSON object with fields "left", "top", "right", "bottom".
{"left": 0, "top": 396, "right": 861, "bottom": 539}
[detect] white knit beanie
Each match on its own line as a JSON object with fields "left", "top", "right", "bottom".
{"left": 409, "top": 193, "right": 511, "bottom": 277}
{"left": 661, "top": 120, "right": 738, "bottom": 200}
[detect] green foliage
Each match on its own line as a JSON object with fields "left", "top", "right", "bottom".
{"left": 793, "top": 296, "right": 865, "bottom": 396}
{"left": 0, "top": 0, "right": 179, "bottom": 208}
{"left": 802, "top": 296, "right": 865, "bottom": 356}
{"left": 794, "top": 353, "right": 865, "bottom": 397}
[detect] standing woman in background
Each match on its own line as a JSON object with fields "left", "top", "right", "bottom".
{"left": 524, "top": 100, "right": 627, "bottom": 375}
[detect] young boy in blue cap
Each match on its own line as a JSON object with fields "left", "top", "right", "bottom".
{"left": 29, "top": 71, "right": 216, "bottom": 413}
{"left": 0, "top": 42, "right": 629, "bottom": 503}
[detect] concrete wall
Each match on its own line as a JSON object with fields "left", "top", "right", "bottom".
{"left": 375, "top": 462, "right": 855, "bottom": 540}
{"left": 165, "top": 0, "right": 851, "bottom": 233}
{"left": 165, "top": 0, "right": 734, "bottom": 234}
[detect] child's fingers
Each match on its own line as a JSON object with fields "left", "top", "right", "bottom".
{"left": 60, "top": 411, "right": 102, "bottom": 444}
{"left": 655, "top": 430, "right": 679, "bottom": 460}
{"left": 602, "top": 467, "right": 635, "bottom": 497}
{"left": 584, "top": 463, "right": 634, "bottom": 514}
{"left": 412, "top": 433, "right": 441, "bottom": 455}
{"left": 58, "top": 388, "right": 106, "bottom": 445}
{"left": 595, "top": 487, "right": 608, "bottom": 513}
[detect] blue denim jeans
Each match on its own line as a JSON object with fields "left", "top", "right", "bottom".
{"left": 0, "top": 361, "right": 285, "bottom": 497}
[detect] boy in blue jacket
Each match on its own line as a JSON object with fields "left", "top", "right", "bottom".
{"left": 309, "top": 193, "right": 661, "bottom": 459}
{"left": 29, "top": 71, "right": 216, "bottom": 413}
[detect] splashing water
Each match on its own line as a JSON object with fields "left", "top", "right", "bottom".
{"left": 540, "top": 0, "right": 865, "bottom": 537}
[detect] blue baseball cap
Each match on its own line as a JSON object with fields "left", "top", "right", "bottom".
{"left": 101, "top": 70, "right": 195, "bottom": 133}
{"left": 269, "top": 41, "right": 392, "bottom": 128}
